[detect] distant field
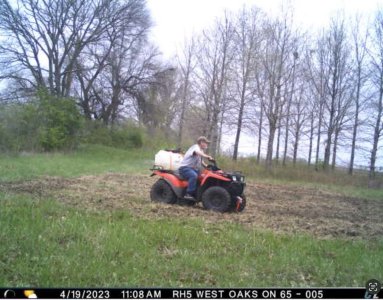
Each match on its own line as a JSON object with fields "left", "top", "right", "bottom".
{"left": 0, "top": 144, "right": 153, "bottom": 182}
{"left": 1, "top": 145, "right": 382, "bottom": 287}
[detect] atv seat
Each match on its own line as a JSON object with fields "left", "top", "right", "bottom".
{"left": 171, "top": 170, "right": 186, "bottom": 181}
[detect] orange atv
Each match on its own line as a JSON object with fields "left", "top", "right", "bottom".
{"left": 150, "top": 160, "right": 246, "bottom": 213}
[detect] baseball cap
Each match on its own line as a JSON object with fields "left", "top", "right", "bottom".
{"left": 197, "top": 136, "right": 210, "bottom": 144}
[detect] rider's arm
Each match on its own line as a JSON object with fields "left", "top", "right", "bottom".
{"left": 194, "top": 149, "right": 213, "bottom": 161}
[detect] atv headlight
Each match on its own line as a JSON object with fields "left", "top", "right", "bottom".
{"left": 231, "top": 174, "right": 245, "bottom": 183}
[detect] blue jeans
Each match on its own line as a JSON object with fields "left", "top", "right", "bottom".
{"left": 179, "top": 167, "right": 199, "bottom": 195}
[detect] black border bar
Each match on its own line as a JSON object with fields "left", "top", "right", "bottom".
{"left": 1, "top": 288, "right": 382, "bottom": 299}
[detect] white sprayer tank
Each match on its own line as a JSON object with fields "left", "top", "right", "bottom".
{"left": 154, "top": 150, "right": 184, "bottom": 171}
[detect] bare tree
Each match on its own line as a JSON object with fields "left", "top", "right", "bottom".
{"left": 368, "top": 11, "right": 383, "bottom": 179}
{"left": 85, "top": 42, "right": 158, "bottom": 125}
{"left": 256, "top": 103, "right": 264, "bottom": 163}
{"left": 258, "top": 13, "right": 295, "bottom": 170}
{"left": 289, "top": 81, "right": 309, "bottom": 165}
{"left": 348, "top": 16, "right": 368, "bottom": 174}
{"left": 177, "top": 38, "right": 196, "bottom": 148}
{"left": 306, "top": 42, "right": 328, "bottom": 169}
{"left": 0, "top": 0, "right": 147, "bottom": 97}
{"left": 254, "top": 67, "right": 267, "bottom": 164}
{"left": 131, "top": 65, "right": 178, "bottom": 131}
{"left": 282, "top": 50, "right": 299, "bottom": 165}
{"left": 302, "top": 16, "right": 357, "bottom": 171}
{"left": 73, "top": 0, "right": 155, "bottom": 125}
{"left": 312, "top": 17, "right": 352, "bottom": 170}
{"left": 231, "top": 6, "right": 263, "bottom": 160}
{"left": 194, "top": 12, "right": 235, "bottom": 156}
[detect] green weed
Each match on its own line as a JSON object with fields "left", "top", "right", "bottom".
{"left": 1, "top": 193, "right": 382, "bottom": 287}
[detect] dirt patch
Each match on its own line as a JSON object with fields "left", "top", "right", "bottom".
{"left": 2, "top": 173, "right": 383, "bottom": 239}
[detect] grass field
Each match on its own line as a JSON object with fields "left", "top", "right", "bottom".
{"left": 1, "top": 145, "right": 382, "bottom": 287}
{"left": 0, "top": 144, "right": 152, "bottom": 182}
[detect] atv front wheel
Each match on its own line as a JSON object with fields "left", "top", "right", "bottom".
{"left": 202, "top": 186, "right": 231, "bottom": 212}
{"left": 150, "top": 179, "right": 177, "bottom": 204}
{"left": 234, "top": 195, "right": 246, "bottom": 212}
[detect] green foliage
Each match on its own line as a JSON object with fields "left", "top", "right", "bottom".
{"left": 127, "top": 130, "right": 144, "bottom": 148}
{"left": 81, "top": 121, "right": 145, "bottom": 149}
{"left": 143, "top": 127, "right": 179, "bottom": 151}
{"left": 0, "top": 90, "right": 82, "bottom": 152}
{"left": 36, "top": 90, "right": 82, "bottom": 151}
{"left": 0, "top": 89, "right": 170, "bottom": 153}
{"left": 0, "top": 102, "right": 40, "bottom": 151}
{"left": 81, "top": 121, "right": 112, "bottom": 146}
{"left": 109, "top": 126, "right": 144, "bottom": 148}
{"left": 0, "top": 119, "right": 10, "bottom": 152}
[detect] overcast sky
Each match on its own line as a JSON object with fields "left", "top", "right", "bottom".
{"left": 146, "top": 0, "right": 383, "bottom": 163}
{"left": 147, "top": 0, "right": 382, "bottom": 59}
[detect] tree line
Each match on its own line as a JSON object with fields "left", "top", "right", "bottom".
{"left": 0, "top": 0, "right": 382, "bottom": 179}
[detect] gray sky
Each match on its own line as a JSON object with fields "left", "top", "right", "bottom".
{"left": 146, "top": 0, "right": 383, "bottom": 164}
{"left": 147, "top": 0, "right": 382, "bottom": 59}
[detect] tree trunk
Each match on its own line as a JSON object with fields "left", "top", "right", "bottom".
{"left": 324, "top": 92, "right": 336, "bottom": 170}
{"left": 331, "top": 129, "right": 339, "bottom": 170}
{"left": 275, "top": 116, "right": 281, "bottom": 164}
{"left": 349, "top": 68, "right": 362, "bottom": 175}
{"left": 315, "top": 100, "right": 323, "bottom": 170}
{"left": 293, "top": 112, "right": 301, "bottom": 166}
{"left": 178, "top": 77, "right": 190, "bottom": 148}
{"left": 283, "top": 57, "right": 297, "bottom": 166}
{"left": 233, "top": 82, "right": 247, "bottom": 161}
{"left": 369, "top": 86, "right": 383, "bottom": 179}
{"left": 257, "top": 104, "right": 264, "bottom": 164}
{"left": 266, "top": 122, "right": 277, "bottom": 171}
{"left": 293, "top": 130, "right": 299, "bottom": 165}
{"left": 308, "top": 111, "right": 314, "bottom": 166}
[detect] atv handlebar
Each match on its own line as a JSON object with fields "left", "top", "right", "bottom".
{"left": 205, "top": 159, "right": 220, "bottom": 171}
{"left": 206, "top": 157, "right": 216, "bottom": 167}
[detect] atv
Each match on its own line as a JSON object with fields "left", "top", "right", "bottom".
{"left": 150, "top": 160, "right": 246, "bottom": 213}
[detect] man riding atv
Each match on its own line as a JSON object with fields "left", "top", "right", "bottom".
{"left": 179, "top": 136, "right": 213, "bottom": 201}
{"left": 150, "top": 137, "right": 247, "bottom": 213}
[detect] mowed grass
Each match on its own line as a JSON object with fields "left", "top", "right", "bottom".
{"left": 1, "top": 145, "right": 382, "bottom": 287}
{"left": 0, "top": 144, "right": 153, "bottom": 182}
{"left": 1, "top": 193, "right": 382, "bottom": 287}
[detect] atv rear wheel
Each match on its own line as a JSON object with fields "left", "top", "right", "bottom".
{"left": 150, "top": 179, "right": 177, "bottom": 204}
{"left": 202, "top": 186, "right": 231, "bottom": 212}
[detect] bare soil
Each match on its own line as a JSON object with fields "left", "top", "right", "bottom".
{"left": 2, "top": 173, "right": 383, "bottom": 239}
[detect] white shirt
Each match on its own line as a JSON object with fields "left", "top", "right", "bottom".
{"left": 179, "top": 144, "right": 202, "bottom": 170}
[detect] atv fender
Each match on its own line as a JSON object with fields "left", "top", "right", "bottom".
{"left": 152, "top": 170, "right": 187, "bottom": 198}
{"left": 200, "top": 172, "right": 230, "bottom": 186}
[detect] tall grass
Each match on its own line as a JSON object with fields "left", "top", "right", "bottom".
{"left": 1, "top": 193, "right": 382, "bottom": 287}
{"left": 218, "top": 156, "right": 383, "bottom": 200}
